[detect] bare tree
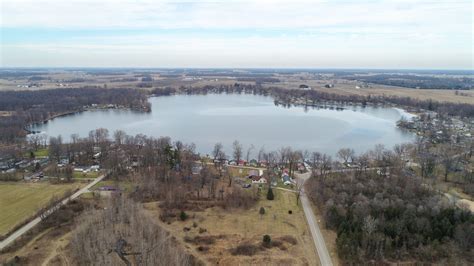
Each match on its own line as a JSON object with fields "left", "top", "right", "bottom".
{"left": 320, "top": 154, "right": 332, "bottom": 179}
{"left": 337, "top": 148, "right": 355, "bottom": 165}
{"left": 49, "top": 135, "right": 63, "bottom": 163}
{"left": 113, "top": 130, "right": 126, "bottom": 146}
{"left": 232, "top": 140, "right": 243, "bottom": 163}
{"left": 310, "top": 152, "right": 322, "bottom": 177}
{"left": 257, "top": 146, "right": 265, "bottom": 163}
{"left": 246, "top": 144, "right": 255, "bottom": 162}
{"left": 295, "top": 178, "right": 304, "bottom": 205}
{"left": 437, "top": 144, "right": 461, "bottom": 182}
{"left": 71, "top": 196, "right": 194, "bottom": 265}
{"left": 212, "top": 142, "right": 223, "bottom": 160}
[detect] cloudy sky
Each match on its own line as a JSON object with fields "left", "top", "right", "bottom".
{"left": 1, "top": 0, "right": 472, "bottom": 69}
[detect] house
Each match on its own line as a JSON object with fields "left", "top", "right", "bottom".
{"left": 299, "top": 84, "right": 311, "bottom": 90}
{"left": 59, "top": 157, "right": 69, "bottom": 165}
{"left": 325, "top": 84, "right": 334, "bottom": 88}
{"left": 251, "top": 176, "right": 267, "bottom": 184}
{"left": 192, "top": 163, "right": 203, "bottom": 175}
{"left": 282, "top": 173, "right": 295, "bottom": 185}
{"left": 297, "top": 163, "right": 305, "bottom": 172}
{"left": 248, "top": 169, "right": 263, "bottom": 177}
{"left": 249, "top": 159, "right": 258, "bottom": 167}
{"left": 238, "top": 160, "right": 247, "bottom": 166}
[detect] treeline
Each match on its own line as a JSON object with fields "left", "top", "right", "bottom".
{"left": 340, "top": 74, "right": 474, "bottom": 90}
{"left": 306, "top": 147, "right": 473, "bottom": 263}
{"left": 0, "top": 88, "right": 150, "bottom": 143}
{"left": 153, "top": 83, "right": 474, "bottom": 117}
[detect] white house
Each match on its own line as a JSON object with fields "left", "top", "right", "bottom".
{"left": 251, "top": 176, "right": 267, "bottom": 184}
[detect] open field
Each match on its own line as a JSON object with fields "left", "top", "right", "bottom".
{"left": 32, "top": 148, "right": 49, "bottom": 157}
{"left": 2, "top": 70, "right": 471, "bottom": 104}
{"left": 269, "top": 79, "right": 474, "bottom": 104}
{"left": 0, "top": 182, "right": 81, "bottom": 237}
{"left": 144, "top": 189, "right": 319, "bottom": 265}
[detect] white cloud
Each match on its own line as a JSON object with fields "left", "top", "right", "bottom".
{"left": 1, "top": 0, "right": 471, "bottom": 30}
{"left": 1, "top": 0, "right": 472, "bottom": 68}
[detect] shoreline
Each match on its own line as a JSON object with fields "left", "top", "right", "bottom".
{"left": 24, "top": 105, "right": 150, "bottom": 136}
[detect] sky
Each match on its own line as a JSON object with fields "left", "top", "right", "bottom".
{"left": 1, "top": 0, "right": 473, "bottom": 69}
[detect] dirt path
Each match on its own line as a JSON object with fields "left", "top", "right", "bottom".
{"left": 41, "top": 232, "right": 71, "bottom": 266}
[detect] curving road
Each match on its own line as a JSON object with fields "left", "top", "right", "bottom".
{"left": 0, "top": 174, "right": 106, "bottom": 251}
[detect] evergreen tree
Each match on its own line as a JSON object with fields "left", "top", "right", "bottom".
{"left": 267, "top": 187, "right": 274, "bottom": 200}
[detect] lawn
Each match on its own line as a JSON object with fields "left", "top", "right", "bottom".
{"left": 227, "top": 166, "right": 265, "bottom": 178}
{"left": 33, "top": 148, "right": 49, "bottom": 157}
{"left": 72, "top": 171, "right": 100, "bottom": 179}
{"left": 0, "top": 182, "right": 81, "bottom": 237}
{"left": 146, "top": 189, "right": 319, "bottom": 265}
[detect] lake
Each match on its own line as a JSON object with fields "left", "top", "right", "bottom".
{"left": 29, "top": 94, "right": 415, "bottom": 156}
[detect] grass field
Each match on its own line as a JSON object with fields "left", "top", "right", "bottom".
{"left": 146, "top": 189, "right": 318, "bottom": 265}
{"left": 33, "top": 148, "right": 49, "bottom": 157}
{"left": 24, "top": 148, "right": 49, "bottom": 158}
{"left": 0, "top": 182, "right": 81, "bottom": 237}
{"left": 72, "top": 171, "right": 100, "bottom": 179}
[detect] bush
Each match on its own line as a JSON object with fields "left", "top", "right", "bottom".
{"left": 267, "top": 187, "right": 274, "bottom": 200}
{"left": 180, "top": 210, "right": 188, "bottom": 221}
{"left": 263, "top": 234, "right": 272, "bottom": 246}
{"left": 231, "top": 243, "right": 259, "bottom": 256}
{"left": 197, "top": 246, "right": 209, "bottom": 252}
{"left": 259, "top": 207, "right": 265, "bottom": 215}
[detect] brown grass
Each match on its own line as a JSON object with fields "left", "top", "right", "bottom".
{"left": 269, "top": 79, "right": 474, "bottom": 104}
{"left": 145, "top": 189, "right": 319, "bottom": 265}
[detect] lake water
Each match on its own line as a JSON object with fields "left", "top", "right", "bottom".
{"left": 30, "top": 94, "right": 415, "bottom": 156}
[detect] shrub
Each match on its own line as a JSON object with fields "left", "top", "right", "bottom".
{"left": 263, "top": 234, "right": 272, "bottom": 247}
{"left": 231, "top": 243, "right": 259, "bottom": 256}
{"left": 197, "top": 246, "right": 209, "bottom": 252}
{"left": 180, "top": 210, "right": 188, "bottom": 221}
{"left": 267, "top": 187, "right": 274, "bottom": 200}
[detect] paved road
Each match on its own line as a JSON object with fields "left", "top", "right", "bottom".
{"left": 296, "top": 172, "right": 333, "bottom": 266}
{"left": 0, "top": 174, "right": 106, "bottom": 251}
